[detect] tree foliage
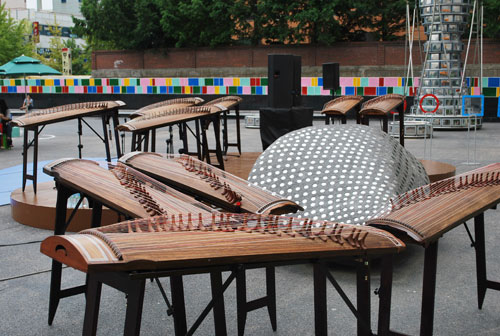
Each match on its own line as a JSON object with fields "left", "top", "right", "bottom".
{"left": 0, "top": 4, "right": 34, "bottom": 65}
{"left": 73, "top": 0, "right": 500, "bottom": 51}
{"left": 483, "top": 0, "right": 500, "bottom": 39}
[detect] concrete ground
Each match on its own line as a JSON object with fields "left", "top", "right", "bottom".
{"left": 1, "top": 114, "right": 500, "bottom": 335}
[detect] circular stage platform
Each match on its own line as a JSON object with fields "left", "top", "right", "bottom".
{"left": 10, "top": 181, "right": 119, "bottom": 232}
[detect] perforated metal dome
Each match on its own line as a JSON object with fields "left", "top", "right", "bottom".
{"left": 248, "top": 125, "right": 429, "bottom": 224}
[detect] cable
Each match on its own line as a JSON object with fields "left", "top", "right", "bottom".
{"left": 0, "top": 266, "right": 68, "bottom": 283}
{"left": 0, "top": 240, "right": 43, "bottom": 247}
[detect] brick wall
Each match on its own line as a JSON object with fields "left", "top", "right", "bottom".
{"left": 93, "top": 40, "right": 500, "bottom": 71}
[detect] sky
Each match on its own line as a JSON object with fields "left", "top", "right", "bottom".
{"left": 26, "top": 0, "right": 53, "bottom": 11}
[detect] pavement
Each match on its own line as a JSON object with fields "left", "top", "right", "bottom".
{"left": 1, "top": 115, "right": 500, "bottom": 335}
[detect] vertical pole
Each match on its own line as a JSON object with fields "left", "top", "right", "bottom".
{"left": 212, "top": 114, "right": 224, "bottom": 170}
{"left": 32, "top": 126, "right": 39, "bottom": 194}
{"left": 474, "top": 212, "right": 487, "bottom": 309}
{"left": 377, "top": 255, "right": 394, "bottom": 336}
{"left": 101, "top": 115, "right": 111, "bottom": 162}
{"left": 48, "top": 184, "right": 71, "bottom": 325}
{"left": 123, "top": 279, "right": 146, "bottom": 336}
{"left": 357, "top": 259, "right": 371, "bottom": 336}
{"left": 235, "top": 105, "right": 242, "bottom": 155}
{"left": 420, "top": 241, "right": 439, "bottom": 336}
{"left": 210, "top": 272, "right": 227, "bottom": 336}
{"left": 236, "top": 269, "right": 247, "bottom": 336}
{"left": 22, "top": 126, "right": 29, "bottom": 191}
{"left": 313, "top": 262, "right": 327, "bottom": 336}
{"left": 170, "top": 275, "right": 187, "bottom": 336}
{"left": 266, "top": 266, "right": 277, "bottom": 331}
{"left": 111, "top": 111, "right": 122, "bottom": 158}
{"left": 82, "top": 275, "right": 102, "bottom": 336}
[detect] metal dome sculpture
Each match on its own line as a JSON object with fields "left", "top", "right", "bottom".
{"left": 248, "top": 125, "right": 429, "bottom": 224}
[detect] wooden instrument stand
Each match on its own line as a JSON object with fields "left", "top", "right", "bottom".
{"left": 21, "top": 108, "right": 122, "bottom": 193}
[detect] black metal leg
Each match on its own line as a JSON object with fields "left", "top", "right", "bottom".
{"left": 212, "top": 114, "right": 224, "bottom": 170}
{"left": 341, "top": 115, "right": 347, "bottom": 124}
{"left": 170, "top": 275, "right": 187, "bottom": 336}
{"left": 397, "top": 103, "right": 405, "bottom": 147}
{"left": 236, "top": 270, "right": 247, "bottom": 336}
{"left": 200, "top": 121, "right": 211, "bottom": 165}
{"left": 131, "top": 133, "right": 137, "bottom": 152}
{"left": 123, "top": 279, "right": 146, "bottom": 336}
{"left": 112, "top": 112, "right": 122, "bottom": 158}
{"left": 32, "top": 127, "right": 39, "bottom": 194}
{"left": 357, "top": 259, "right": 371, "bottom": 336}
{"left": 78, "top": 118, "right": 83, "bottom": 158}
{"left": 151, "top": 129, "right": 156, "bottom": 152}
{"left": 91, "top": 202, "right": 102, "bottom": 228}
{"left": 420, "top": 241, "right": 439, "bottom": 336}
{"left": 195, "top": 120, "right": 202, "bottom": 159}
{"left": 222, "top": 111, "right": 229, "bottom": 155}
{"left": 266, "top": 266, "right": 277, "bottom": 331}
{"left": 235, "top": 105, "right": 241, "bottom": 155}
{"left": 313, "top": 262, "right": 328, "bottom": 336}
{"left": 325, "top": 115, "right": 330, "bottom": 125}
{"left": 210, "top": 272, "right": 227, "bottom": 336}
{"left": 101, "top": 115, "right": 112, "bottom": 162}
{"left": 382, "top": 116, "right": 388, "bottom": 133}
{"left": 22, "top": 127, "right": 29, "bottom": 191}
{"left": 474, "top": 213, "right": 487, "bottom": 309}
{"left": 48, "top": 185, "right": 72, "bottom": 325}
{"left": 377, "top": 255, "right": 394, "bottom": 336}
{"left": 82, "top": 275, "right": 102, "bottom": 336}
{"left": 143, "top": 131, "right": 150, "bottom": 152}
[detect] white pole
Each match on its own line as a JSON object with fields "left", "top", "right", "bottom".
{"left": 459, "top": 0, "right": 477, "bottom": 95}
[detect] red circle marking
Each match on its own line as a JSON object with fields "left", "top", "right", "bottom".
{"left": 419, "top": 94, "right": 439, "bottom": 113}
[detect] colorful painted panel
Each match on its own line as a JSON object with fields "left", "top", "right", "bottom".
{"left": 0, "top": 77, "right": 499, "bottom": 97}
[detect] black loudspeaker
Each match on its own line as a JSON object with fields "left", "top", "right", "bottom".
{"left": 259, "top": 107, "right": 313, "bottom": 150}
{"left": 322, "top": 62, "right": 340, "bottom": 90}
{"left": 268, "top": 54, "right": 302, "bottom": 108}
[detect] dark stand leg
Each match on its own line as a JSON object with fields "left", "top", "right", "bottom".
{"left": 32, "top": 126, "right": 39, "bottom": 194}
{"left": 266, "top": 266, "right": 277, "bottom": 331}
{"left": 82, "top": 275, "right": 103, "bottom": 336}
{"left": 474, "top": 212, "right": 487, "bottom": 309}
{"left": 222, "top": 111, "right": 229, "bottom": 155}
{"left": 377, "top": 255, "right": 394, "bottom": 336}
{"left": 236, "top": 267, "right": 277, "bottom": 336}
{"left": 22, "top": 127, "right": 40, "bottom": 193}
{"left": 236, "top": 270, "right": 247, "bottom": 336}
{"left": 78, "top": 118, "right": 83, "bottom": 158}
{"left": 341, "top": 115, "right": 347, "bottom": 124}
{"left": 91, "top": 202, "right": 102, "bottom": 228}
{"left": 22, "top": 127, "right": 29, "bottom": 191}
{"left": 200, "top": 120, "right": 211, "bottom": 165}
{"left": 325, "top": 115, "right": 331, "bottom": 125}
{"left": 210, "top": 272, "right": 227, "bottom": 336}
{"left": 131, "top": 133, "right": 137, "bottom": 152}
{"left": 111, "top": 112, "right": 122, "bottom": 158}
{"left": 48, "top": 185, "right": 72, "bottom": 325}
{"left": 357, "top": 259, "right": 371, "bottom": 336}
{"left": 123, "top": 280, "right": 146, "bottom": 336}
{"left": 420, "top": 241, "right": 439, "bottom": 336}
{"left": 313, "top": 263, "right": 327, "bottom": 336}
{"left": 212, "top": 114, "right": 224, "bottom": 170}
{"left": 100, "top": 115, "right": 112, "bottom": 162}
{"left": 235, "top": 105, "right": 241, "bottom": 155}
{"left": 151, "top": 129, "right": 156, "bottom": 152}
{"left": 397, "top": 102, "right": 405, "bottom": 147}
{"left": 195, "top": 120, "right": 202, "bottom": 159}
{"left": 170, "top": 275, "right": 187, "bottom": 336}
